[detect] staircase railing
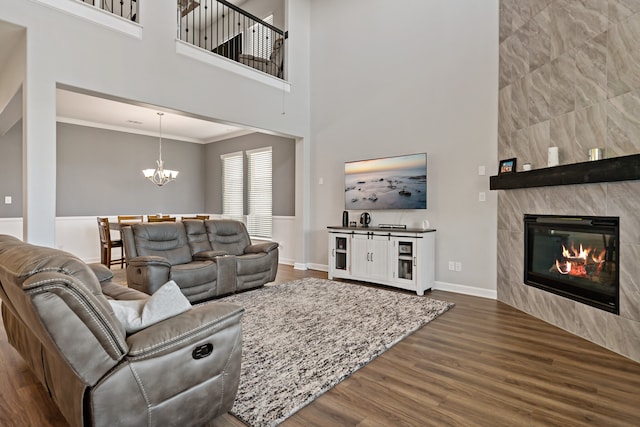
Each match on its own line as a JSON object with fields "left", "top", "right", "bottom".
{"left": 79, "top": 0, "right": 139, "bottom": 22}
{"left": 177, "top": 0, "right": 286, "bottom": 79}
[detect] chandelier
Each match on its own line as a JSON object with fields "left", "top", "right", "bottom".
{"left": 142, "top": 112, "right": 179, "bottom": 186}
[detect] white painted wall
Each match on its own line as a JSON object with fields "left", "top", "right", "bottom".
{"left": 1, "top": 0, "right": 501, "bottom": 296}
{"left": 308, "top": 1, "right": 499, "bottom": 293}
{"left": 0, "top": 0, "right": 311, "bottom": 263}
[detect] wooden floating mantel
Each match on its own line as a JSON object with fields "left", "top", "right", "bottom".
{"left": 489, "top": 153, "right": 640, "bottom": 190}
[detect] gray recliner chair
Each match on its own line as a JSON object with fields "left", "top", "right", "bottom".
{"left": 202, "top": 220, "right": 279, "bottom": 291}
{"left": 0, "top": 234, "right": 244, "bottom": 427}
{"left": 238, "top": 37, "right": 284, "bottom": 78}
{"left": 122, "top": 222, "right": 236, "bottom": 303}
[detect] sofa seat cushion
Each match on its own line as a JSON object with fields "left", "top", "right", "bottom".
{"left": 236, "top": 253, "right": 273, "bottom": 275}
{"left": 170, "top": 261, "right": 218, "bottom": 288}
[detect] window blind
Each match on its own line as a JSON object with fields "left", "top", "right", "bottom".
{"left": 221, "top": 151, "right": 244, "bottom": 222}
{"left": 246, "top": 147, "right": 272, "bottom": 238}
{"left": 245, "top": 14, "right": 274, "bottom": 59}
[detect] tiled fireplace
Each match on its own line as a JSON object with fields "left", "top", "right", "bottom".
{"left": 523, "top": 214, "right": 619, "bottom": 314}
{"left": 498, "top": 2, "right": 640, "bottom": 362}
{"left": 496, "top": 183, "right": 640, "bottom": 363}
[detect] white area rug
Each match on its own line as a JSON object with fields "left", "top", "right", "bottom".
{"left": 216, "top": 278, "right": 454, "bottom": 427}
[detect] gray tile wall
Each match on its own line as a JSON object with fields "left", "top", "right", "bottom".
{"left": 498, "top": 0, "right": 640, "bottom": 363}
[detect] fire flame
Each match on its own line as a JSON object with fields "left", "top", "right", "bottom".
{"left": 555, "top": 243, "right": 605, "bottom": 277}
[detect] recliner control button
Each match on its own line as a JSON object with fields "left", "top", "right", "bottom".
{"left": 193, "top": 343, "right": 213, "bottom": 359}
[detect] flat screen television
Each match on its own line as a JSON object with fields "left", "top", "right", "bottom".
{"left": 345, "top": 153, "right": 427, "bottom": 210}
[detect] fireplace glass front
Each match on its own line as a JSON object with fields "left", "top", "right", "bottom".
{"left": 524, "top": 215, "right": 619, "bottom": 314}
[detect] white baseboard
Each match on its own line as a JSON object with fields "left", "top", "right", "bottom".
{"left": 293, "top": 262, "right": 308, "bottom": 271}
{"left": 310, "top": 265, "right": 495, "bottom": 299}
{"left": 434, "top": 281, "right": 497, "bottom": 299}
{"left": 306, "top": 263, "right": 328, "bottom": 272}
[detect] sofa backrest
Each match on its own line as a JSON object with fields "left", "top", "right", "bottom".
{"left": 0, "top": 235, "right": 127, "bottom": 388}
{"left": 127, "top": 222, "right": 193, "bottom": 265}
{"left": 183, "top": 219, "right": 213, "bottom": 254}
{"left": 204, "top": 220, "right": 251, "bottom": 256}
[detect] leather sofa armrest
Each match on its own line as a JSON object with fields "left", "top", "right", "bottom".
{"left": 193, "top": 250, "right": 228, "bottom": 261}
{"left": 126, "top": 256, "right": 172, "bottom": 296}
{"left": 245, "top": 242, "right": 279, "bottom": 254}
{"left": 102, "top": 282, "right": 149, "bottom": 301}
{"left": 125, "top": 302, "right": 244, "bottom": 359}
{"left": 89, "top": 263, "right": 114, "bottom": 283}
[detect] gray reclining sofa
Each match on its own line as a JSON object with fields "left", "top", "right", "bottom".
{"left": 0, "top": 234, "right": 243, "bottom": 427}
{"left": 122, "top": 219, "right": 279, "bottom": 302}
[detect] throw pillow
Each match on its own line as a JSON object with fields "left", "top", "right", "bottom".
{"left": 109, "top": 280, "right": 191, "bottom": 334}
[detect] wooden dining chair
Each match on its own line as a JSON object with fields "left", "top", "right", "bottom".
{"left": 117, "top": 215, "right": 144, "bottom": 225}
{"left": 181, "top": 215, "right": 210, "bottom": 221}
{"left": 148, "top": 215, "right": 176, "bottom": 222}
{"left": 97, "top": 217, "right": 124, "bottom": 268}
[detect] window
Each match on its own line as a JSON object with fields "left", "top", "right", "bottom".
{"left": 221, "top": 151, "right": 244, "bottom": 222}
{"left": 246, "top": 147, "right": 272, "bottom": 238}
{"left": 244, "top": 14, "right": 274, "bottom": 59}
{"left": 220, "top": 147, "right": 273, "bottom": 239}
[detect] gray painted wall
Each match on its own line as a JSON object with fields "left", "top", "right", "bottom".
{"left": 205, "top": 133, "right": 295, "bottom": 216}
{"left": 1, "top": 123, "right": 295, "bottom": 218}
{"left": 56, "top": 123, "right": 206, "bottom": 216}
{"left": 0, "top": 119, "right": 22, "bottom": 217}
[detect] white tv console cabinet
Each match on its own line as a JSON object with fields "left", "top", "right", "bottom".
{"left": 327, "top": 226, "right": 435, "bottom": 295}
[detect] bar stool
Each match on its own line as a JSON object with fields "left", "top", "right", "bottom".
{"left": 97, "top": 217, "right": 124, "bottom": 268}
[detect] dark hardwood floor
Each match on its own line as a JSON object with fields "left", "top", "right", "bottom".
{"left": 1, "top": 266, "right": 639, "bottom": 426}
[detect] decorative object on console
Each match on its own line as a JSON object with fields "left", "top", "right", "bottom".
{"left": 142, "top": 112, "right": 179, "bottom": 186}
{"left": 548, "top": 146, "right": 559, "bottom": 167}
{"left": 498, "top": 158, "right": 517, "bottom": 174}
{"left": 342, "top": 210, "right": 349, "bottom": 227}
{"left": 360, "top": 212, "right": 371, "bottom": 227}
{"left": 588, "top": 148, "right": 603, "bottom": 161}
{"left": 345, "top": 153, "right": 427, "bottom": 210}
{"left": 522, "top": 163, "right": 532, "bottom": 171}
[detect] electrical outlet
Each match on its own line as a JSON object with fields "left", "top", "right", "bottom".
{"left": 478, "top": 165, "right": 485, "bottom": 176}
{"left": 448, "top": 261, "right": 455, "bottom": 271}
{"left": 4, "top": 196, "right": 11, "bottom": 205}
{"left": 479, "top": 192, "right": 486, "bottom": 202}
{"left": 455, "top": 262, "right": 462, "bottom": 272}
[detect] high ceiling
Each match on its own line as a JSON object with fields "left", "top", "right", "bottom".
{"left": 56, "top": 88, "right": 250, "bottom": 144}
{"left": 0, "top": 5, "right": 258, "bottom": 144}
